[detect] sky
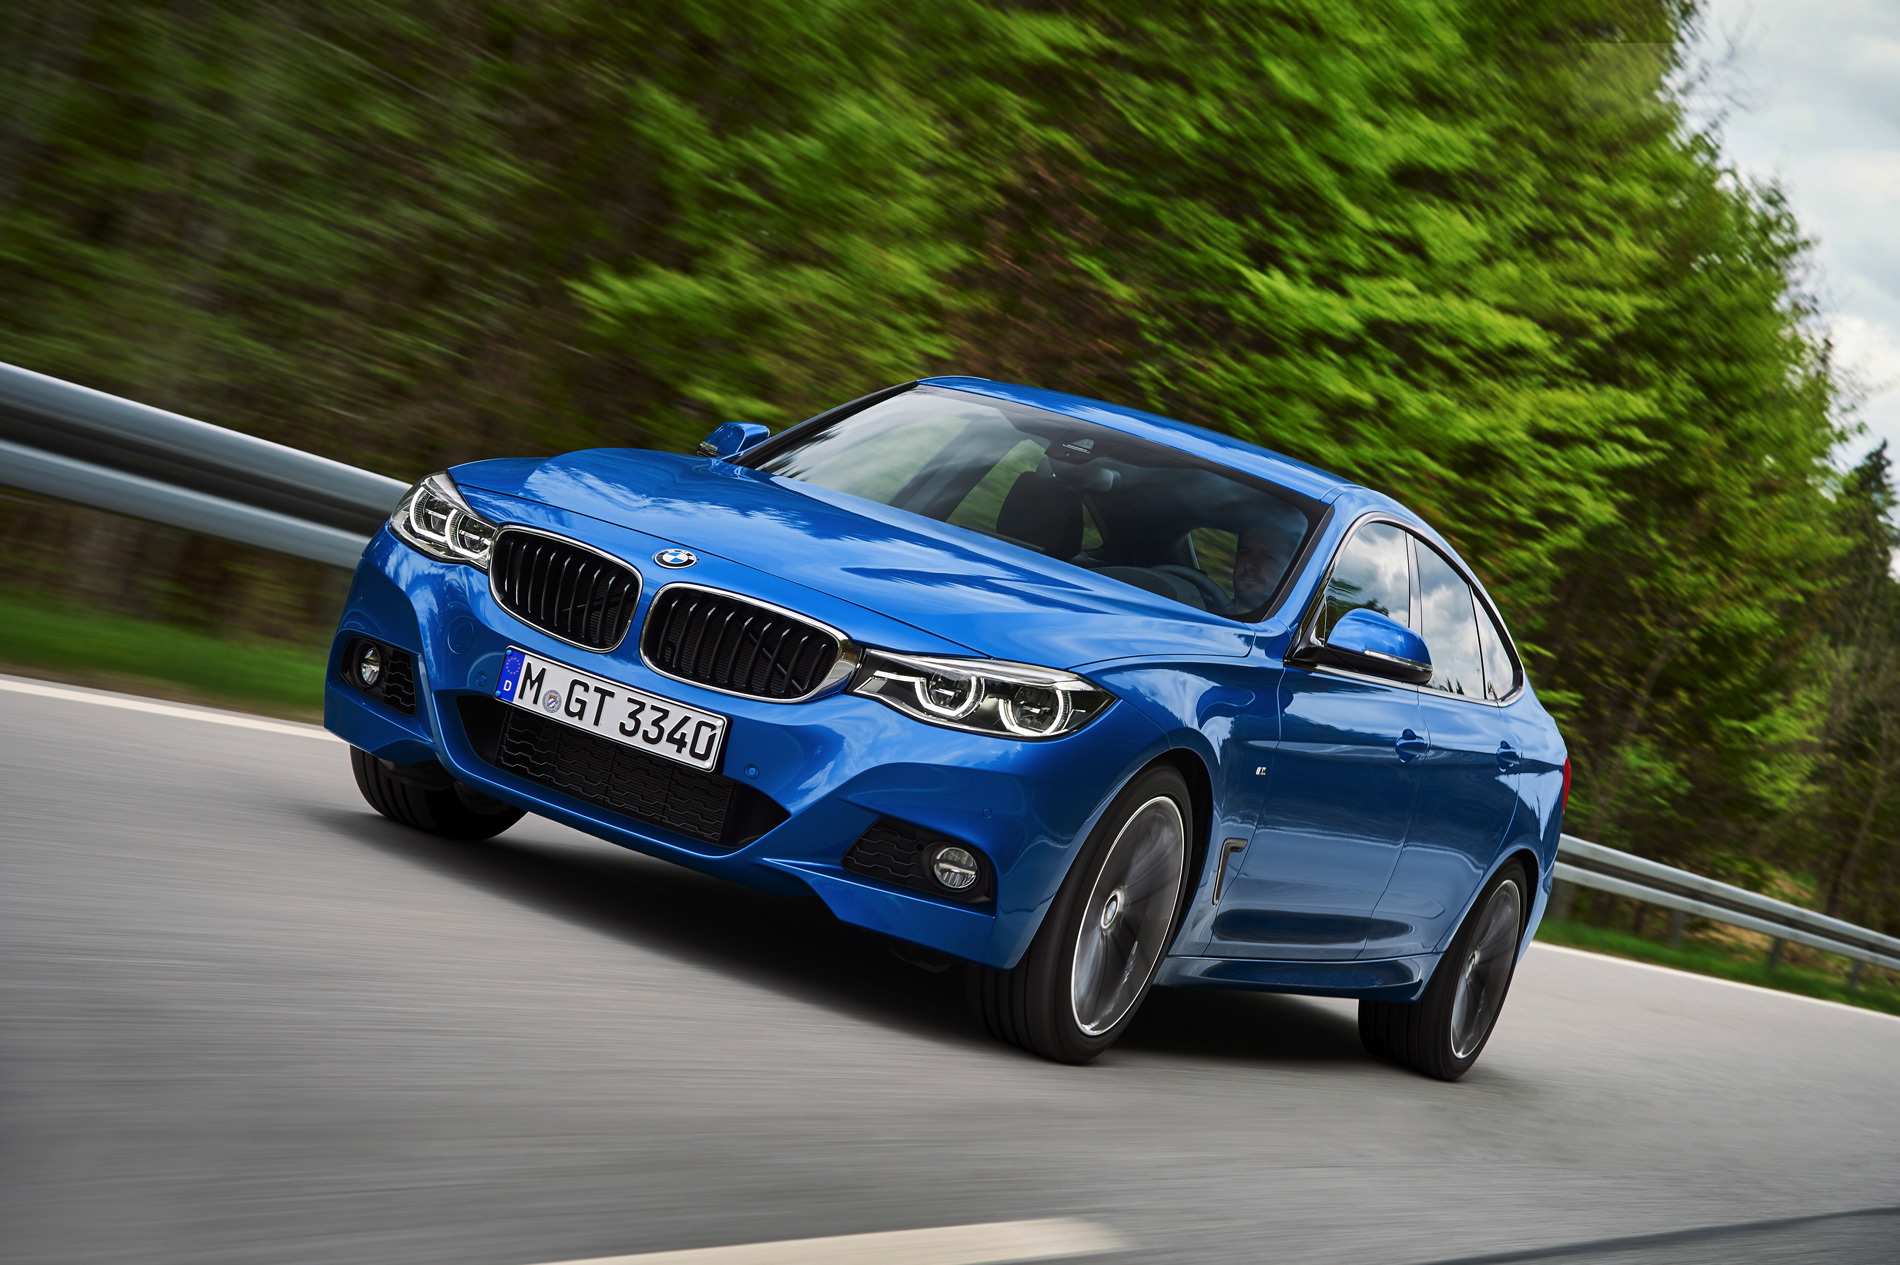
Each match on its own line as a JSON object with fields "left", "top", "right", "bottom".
{"left": 1689, "top": 0, "right": 1900, "bottom": 464}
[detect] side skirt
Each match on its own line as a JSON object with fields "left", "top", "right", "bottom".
{"left": 1155, "top": 952, "right": 1441, "bottom": 1002}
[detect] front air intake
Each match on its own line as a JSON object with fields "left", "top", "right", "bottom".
{"left": 489, "top": 529, "right": 639, "bottom": 651}
{"left": 641, "top": 585, "right": 846, "bottom": 701}
{"left": 455, "top": 697, "right": 788, "bottom": 849}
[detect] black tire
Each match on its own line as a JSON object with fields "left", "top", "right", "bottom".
{"left": 349, "top": 747, "right": 525, "bottom": 841}
{"left": 1360, "top": 860, "right": 1530, "bottom": 1081}
{"left": 969, "top": 765, "right": 1194, "bottom": 1064}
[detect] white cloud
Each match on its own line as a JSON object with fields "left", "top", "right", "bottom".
{"left": 1692, "top": 0, "right": 1900, "bottom": 460}
{"left": 1833, "top": 311, "right": 1900, "bottom": 382}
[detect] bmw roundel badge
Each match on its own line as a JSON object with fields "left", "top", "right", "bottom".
{"left": 655, "top": 548, "right": 698, "bottom": 568}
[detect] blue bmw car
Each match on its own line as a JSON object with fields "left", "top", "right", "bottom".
{"left": 326, "top": 378, "right": 1568, "bottom": 1077}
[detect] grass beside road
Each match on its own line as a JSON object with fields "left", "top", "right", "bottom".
{"left": 0, "top": 590, "right": 327, "bottom": 722}
{"left": 1535, "top": 916, "right": 1900, "bottom": 1019}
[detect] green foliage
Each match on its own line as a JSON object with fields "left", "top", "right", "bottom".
{"left": 567, "top": 0, "right": 1058, "bottom": 443}
{"left": 1800, "top": 446, "right": 1900, "bottom": 926}
{"left": 2, "top": 0, "right": 1892, "bottom": 934}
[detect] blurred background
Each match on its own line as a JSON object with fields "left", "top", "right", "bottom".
{"left": 1, "top": 0, "right": 1895, "bottom": 1009}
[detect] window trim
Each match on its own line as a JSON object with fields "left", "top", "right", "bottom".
{"left": 1289, "top": 511, "right": 1418, "bottom": 678}
{"left": 1291, "top": 512, "right": 1525, "bottom": 704}
{"left": 1412, "top": 532, "right": 1524, "bottom": 705}
{"left": 1471, "top": 584, "right": 1525, "bottom": 704}
{"left": 1408, "top": 533, "right": 1488, "bottom": 705}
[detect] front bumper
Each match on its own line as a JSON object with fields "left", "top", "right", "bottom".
{"left": 325, "top": 526, "right": 1168, "bottom": 969}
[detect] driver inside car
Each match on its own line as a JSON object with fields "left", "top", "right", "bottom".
{"left": 1231, "top": 509, "right": 1303, "bottom": 616}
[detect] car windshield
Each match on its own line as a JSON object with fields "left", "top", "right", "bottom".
{"left": 739, "top": 385, "right": 1317, "bottom": 618}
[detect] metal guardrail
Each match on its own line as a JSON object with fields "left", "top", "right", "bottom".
{"left": 0, "top": 361, "right": 406, "bottom": 568}
{"left": 2, "top": 360, "right": 1896, "bottom": 978}
{"left": 1556, "top": 835, "right": 1900, "bottom": 975}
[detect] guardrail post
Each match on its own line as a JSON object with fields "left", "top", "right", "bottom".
{"left": 1766, "top": 938, "right": 1785, "bottom": 970}
{"left": 1550, "top": 878, "right": 1577, "bottom": 921}
{"left": 1848, "top": 959, "right": 1864, "bottom": 991}
{"left": 1666, "top": 908, "right": 1687, "bottom": 949}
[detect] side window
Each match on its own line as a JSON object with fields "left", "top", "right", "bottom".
{"left": 1476, "top": 601, "right": 1520, "bottom": 700}
{"left": 1319, "top": 522, "right": 1411, "bottom": 639}
{"left": 1415, "top": 542, "right": 1485, "bottom": 698}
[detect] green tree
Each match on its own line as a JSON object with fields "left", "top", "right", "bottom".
{"left": 1807, "top": 447, "right": 1900, "bottom": 926}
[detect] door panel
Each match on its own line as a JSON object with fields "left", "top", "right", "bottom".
{"left": 1365, "top": 539, "right": 1517, "bottom": 958}
{"left": 1212, "top": 667, "right": 1421, "bottom": 960}
{"left": 1365, "top": 693, "right": 1516, "bottom": 957}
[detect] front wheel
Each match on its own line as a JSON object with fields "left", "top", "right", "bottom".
{"left": 349, "top": 747, "right": 525, "bottom": 841}
{"left": 1360, "top": 861, "right": 1529, "bottom": 1080}
{"left": 969, "top": 765, "right": 1193, "bottom": 1063}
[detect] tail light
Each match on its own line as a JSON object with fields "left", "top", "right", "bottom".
{"left": 1561, "top": 757, "right": 1573, "bottom": 813}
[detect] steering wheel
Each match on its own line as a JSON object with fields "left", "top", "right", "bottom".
{"left": 1149, "top": 564, "right": 1235, "bottom": 615}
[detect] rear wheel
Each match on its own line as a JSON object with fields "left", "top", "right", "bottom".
{"left": 1359, "top": 861, "right": 1529, "bottom": 1080}
{"left": 969, "top": 765, "right": 1192, "bottom": 1063}
{"left": 349, "top": 747, "right": 525, "bottom": 841}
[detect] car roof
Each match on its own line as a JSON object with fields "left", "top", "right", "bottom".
{"left": 917, "top": 376, "right": 1362, "bottom": 507}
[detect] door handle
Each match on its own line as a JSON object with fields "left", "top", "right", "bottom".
{"left": 1396, "top": 729, "right": 1428, "bottom": 762}
{"left": 1497, "top": 741, "right": 1523, "bottom": 771}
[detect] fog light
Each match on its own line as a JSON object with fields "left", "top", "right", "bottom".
{"left": 931, "top": 845, "right": 979, "bottom": 891}
{"left": 355, "top": 642, "right": 383, "bottom": 688}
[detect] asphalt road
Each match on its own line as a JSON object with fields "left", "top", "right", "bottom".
{"left": 3, "top": 676, "right": 1898, "bottom": 1265}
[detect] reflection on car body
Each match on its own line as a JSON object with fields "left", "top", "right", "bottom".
{"left": 326, "top": 376, "right": 1568, "bottom": 1077}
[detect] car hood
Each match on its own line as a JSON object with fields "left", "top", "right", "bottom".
{"left": 452, "top": 449, "right": 1254, "bottom": 667}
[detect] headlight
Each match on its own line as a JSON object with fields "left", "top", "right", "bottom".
{"left": 849, "top": 649, "right": 1114, "bottom": 739}
{"left": 389, "top": 472, "right": 498, "bottom": 568}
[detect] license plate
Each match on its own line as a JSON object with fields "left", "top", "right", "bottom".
{"left": 496, "top": 648, "right": 728, "bottom": 772}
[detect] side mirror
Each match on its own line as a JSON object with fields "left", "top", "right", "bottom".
{"left": 697, "top": 422, "right": 771, "bottom": 460}
{"left": 1320, "top": 608, "right": 1432, "bottom": 685}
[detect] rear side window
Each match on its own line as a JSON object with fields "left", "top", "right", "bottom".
{"left": 1476, "top": 601, "right": 1520, "bottom": 700}
{"left": 1319, "top": 522, "right": 1411, "bottom": 639}
{"left": 1414, "top": 542, "right": 1485, "bottom": 698}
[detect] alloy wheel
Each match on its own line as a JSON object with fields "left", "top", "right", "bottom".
{"left": 1070, "top": 795, "right": 1187, "bottom": 1036}
{"left": 1448, "top": 878, "right": 1524, "bottom": 1059}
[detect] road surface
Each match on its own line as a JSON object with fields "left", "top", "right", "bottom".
{"left": 3, "top": 675, "right": 1896, "bottom": 1265}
